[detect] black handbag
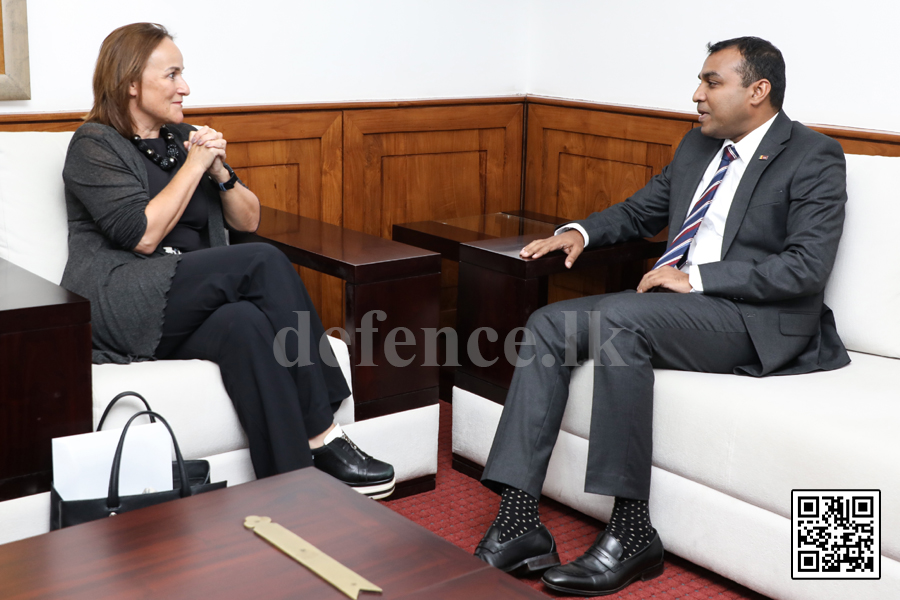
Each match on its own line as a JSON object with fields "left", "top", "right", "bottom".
{"left": 96, "top": 392, "right": 217, "bottom": 488}
{"left": 50, "top": 408, "right": 227, "bottom": 530}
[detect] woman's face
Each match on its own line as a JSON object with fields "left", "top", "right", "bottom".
{"left": 129, "top": 37, "right": 190, "bottom": 138}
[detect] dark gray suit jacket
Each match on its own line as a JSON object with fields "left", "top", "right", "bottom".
{"left": 574, "top": 111, "right": 850, "bottom": 376}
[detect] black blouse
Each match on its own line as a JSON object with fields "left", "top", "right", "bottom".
{"left": 139, "top": 137, "right": 211, "bottom": 252}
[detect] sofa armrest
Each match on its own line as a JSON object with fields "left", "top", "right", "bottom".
{"left": 0, "top": 257, "right": 92, "bottom": 501}
{"left": 232, "top": 206, "right": 442, "bottom": 420}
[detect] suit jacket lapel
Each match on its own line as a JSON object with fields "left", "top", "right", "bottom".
{"left": 720, "top": 111, "right": 791, "bottom": 258}
{"left": 669, "top": 136, "right": 721, "bottom": 245}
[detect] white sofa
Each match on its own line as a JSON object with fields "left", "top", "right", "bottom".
{"left": 0, "top": 131, "right": 439, "bottom": 545}
{"left": 452, "top": 153, "right": 900, "bottom": 600}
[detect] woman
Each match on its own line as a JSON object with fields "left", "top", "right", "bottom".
{"left": 62, "top": 22, "right": 395, "bottom": 499}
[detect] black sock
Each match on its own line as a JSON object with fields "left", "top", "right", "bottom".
{"left": 603, "top": 497, "right": 656, "bottom": 560}
{"left": 492, "top": 487, "right": 541, "bottom": 543}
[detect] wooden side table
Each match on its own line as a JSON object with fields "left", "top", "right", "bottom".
{"left": 456, "top": 233, "right": 666, "bottom": 403}
{"left": 394, "top": 211, "right": 666, "bottom": 403}
{"left": 234, "top": 206, "right": 443, "bottom": 421}
{"left": 0, "top": 258, "right": 92, "bottom": 502}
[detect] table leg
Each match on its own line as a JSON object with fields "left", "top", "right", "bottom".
{"left": 455, "top": 262, "right": 547, "bottom": 404}
{"left": 345, "top": 273, "right": 441, "bottom": 421}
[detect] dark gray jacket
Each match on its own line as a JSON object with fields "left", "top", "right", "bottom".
{"left": 61, "top": 122, "right": 227, "bottom": 364}
{"left": 575, "top": 111, "right": 850, "bottom": 376}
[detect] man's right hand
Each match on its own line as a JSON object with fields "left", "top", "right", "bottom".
{"left": 520, "top": 229, "right": 586, "bottom": 269}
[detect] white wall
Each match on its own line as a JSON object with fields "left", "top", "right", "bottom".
{"left": 1, "top": 0, "right": 528, "bottom": 113}
{"left": 6, "top": 1, "right": 899, "bottom": 134}
{"left": 526, "top": 0, "right": 900, "bottom": 133}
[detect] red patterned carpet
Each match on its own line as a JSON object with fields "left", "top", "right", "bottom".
{"left": 383, "top": 401, "right": 770, "bottom": 600}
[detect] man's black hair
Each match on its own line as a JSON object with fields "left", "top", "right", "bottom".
{"left": 707, "top": 36, "right": 786, "bottom": 110}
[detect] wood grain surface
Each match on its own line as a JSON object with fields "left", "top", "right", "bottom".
{"left": 0, "top": 468, "right": 544, "bottom": 599}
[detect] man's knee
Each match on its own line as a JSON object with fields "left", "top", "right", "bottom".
{"left": 592, "top": 292, "right": 641, "bottom": 330}
{"left": 525, "top": 304, "right": 570, "bottom": 340}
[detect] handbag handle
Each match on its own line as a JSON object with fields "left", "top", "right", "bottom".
{"left": 97, "top": 391, "right": 156, "bottom": 431}
{"left": 106, "top": 410, "right": 192, "bottom": 510}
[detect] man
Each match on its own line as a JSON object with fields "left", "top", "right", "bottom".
{"left": 473, "top": 37, "right": 849, "bottom": 597}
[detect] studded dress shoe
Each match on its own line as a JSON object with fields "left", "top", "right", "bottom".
{"left": 474, "top": 524, "right": 561, "bottom": 575}
{"left": 311, "top": 433, "right": 395, "bottom": 499}
{"left": 542, "top": 531, "right": 664, "bottom": 596}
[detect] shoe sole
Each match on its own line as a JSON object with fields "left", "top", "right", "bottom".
{"left": 541, "top": 560, "right": 665, "bottom": 597}
{"left": 348, "top": 476, "right": 396, "bottom": 500}
{"left": 504, "top": 551, "right": 561, "bottom": 576}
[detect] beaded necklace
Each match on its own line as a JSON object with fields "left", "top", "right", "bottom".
{"left": 130, "top": 126, "right": 180, "bottom": 170}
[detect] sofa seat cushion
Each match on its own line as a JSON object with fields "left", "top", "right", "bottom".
{"left": 562, "top": 351, "right": 899, "bottom": 560}
{"left": 93, "top": 335, "right": 354, "bottom": 460}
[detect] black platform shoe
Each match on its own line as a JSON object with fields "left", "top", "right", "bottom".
{"left": 474, "top": 524, "right": 561, "bottom": 575}
{"left": 311, "top": 433, "right": 395, "bottom": 499}
{"left": 541, "top": 531, "right": 664, "bottom": 596}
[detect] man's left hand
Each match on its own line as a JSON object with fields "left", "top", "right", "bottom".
{"left": 637, "top": 266, "right": 692, "bottom": 294}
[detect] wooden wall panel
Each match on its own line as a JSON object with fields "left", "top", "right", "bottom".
{"left": 524, "top": 102, "right": 692, "bottom": 301}
{"left": 344, "top": 104, "right": 523, "bottom": 335}
{"left": 525, "top": 103, "right": 692, "bottom": 218}
{"left": 5, "top": 99, "right": 900, "bottom": 336}
{"left": 343, "top": 104, "right": 524, "bottom": 238}
{"left": 189, "top": 111, "right": 345, "bottom": 331}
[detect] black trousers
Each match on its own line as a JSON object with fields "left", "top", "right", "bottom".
{"left": 156, "top": 243, "right": 350, "bottom": 478}
{"left": 481, "top": 290, "right": 760, "bottom": 501}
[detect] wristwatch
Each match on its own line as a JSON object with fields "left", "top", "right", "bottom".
{"left": 216, "top": 164, "right": 239, "bottom": 192}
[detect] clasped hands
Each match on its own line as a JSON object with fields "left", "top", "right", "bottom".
{"left": 519, "top": 230, "right": 692, "bottom": 293}
{"left": 183, "top": 126, "right": 231, "bottom": 184}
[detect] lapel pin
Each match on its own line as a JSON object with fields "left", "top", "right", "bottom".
{"left": 759, "top": 154, "right": 769, "bottom": 160}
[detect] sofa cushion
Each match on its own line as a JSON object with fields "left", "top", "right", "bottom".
{"left": 0, "top": 132, "right": 73, "bottom": 285}
{"left": 561, "top": 351, "right": 900, "bottom": 560}
{"left": 825, "top": 154, "right": 900, "bottom": 359}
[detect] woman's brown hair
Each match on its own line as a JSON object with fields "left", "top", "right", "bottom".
{"left": 85, "top": 23, "right": 171, "bottom": 138}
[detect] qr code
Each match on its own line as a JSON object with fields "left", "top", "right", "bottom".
{"left": 792, "top": 489, "right": 880, "bottom": 579}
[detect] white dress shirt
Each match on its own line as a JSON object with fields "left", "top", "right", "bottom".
{"left": 556, "top": 113, "right": 778, "bottom": 293}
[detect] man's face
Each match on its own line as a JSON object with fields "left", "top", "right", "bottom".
{"left": 692, "top": 47, "right": 756, "bottom": 143}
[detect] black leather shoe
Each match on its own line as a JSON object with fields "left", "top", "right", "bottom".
{"left": 311, "top": 433, "right": 395, "bottom": 499}
{"left": 474, "top": 524, "right": 561, "bottom": 575}
{"left": 542, "top": 531, "right": 664, "bottom": 596}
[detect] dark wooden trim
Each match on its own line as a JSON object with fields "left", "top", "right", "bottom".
{"left": 233, "top": 206, "right": 441, "bottom": 284}
{"left": 459, "top": 236, "right": 667, "bottom": 279}
{"left": 0, "top": 97, "right": 527, "bottom": 125}
{"left": 501, "top": 209, "right": 570, "bottom": 225}
{"left": 389, "top": 474, "right": 437, "bottom": 500}
{"left": 452, "top": 453, "right": 486, "bottom": 481}
{"left": 525, "top": 95, "right": 701, "bottom": 123}
{"left": 807, "top": 123, "right": 900, "bottom": 145}
{"left": 187, "top": 96, "right": 526, "bottom": 115}
{"left": 3, "top": 98, "right": 899, "bottom": 147}
{"left": 353, "top": 387, "right": 439, "bottom": 421}
{"left": 525, "top": 95, "right": 900, "bottom": 145}
{"left": 392, "top": 221, "right": 500, "bottom": 262}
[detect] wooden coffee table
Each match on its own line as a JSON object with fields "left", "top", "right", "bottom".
{"left": 0, "top": 468, "right": 544, "bottom": 599}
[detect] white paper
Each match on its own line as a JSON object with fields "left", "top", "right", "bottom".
{"left": 52, "top": 422, "right": 174, "bottom": 501}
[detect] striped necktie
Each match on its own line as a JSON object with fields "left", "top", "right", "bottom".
{"left": 652, "top": 144, "right": 738, "bottom": 270}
